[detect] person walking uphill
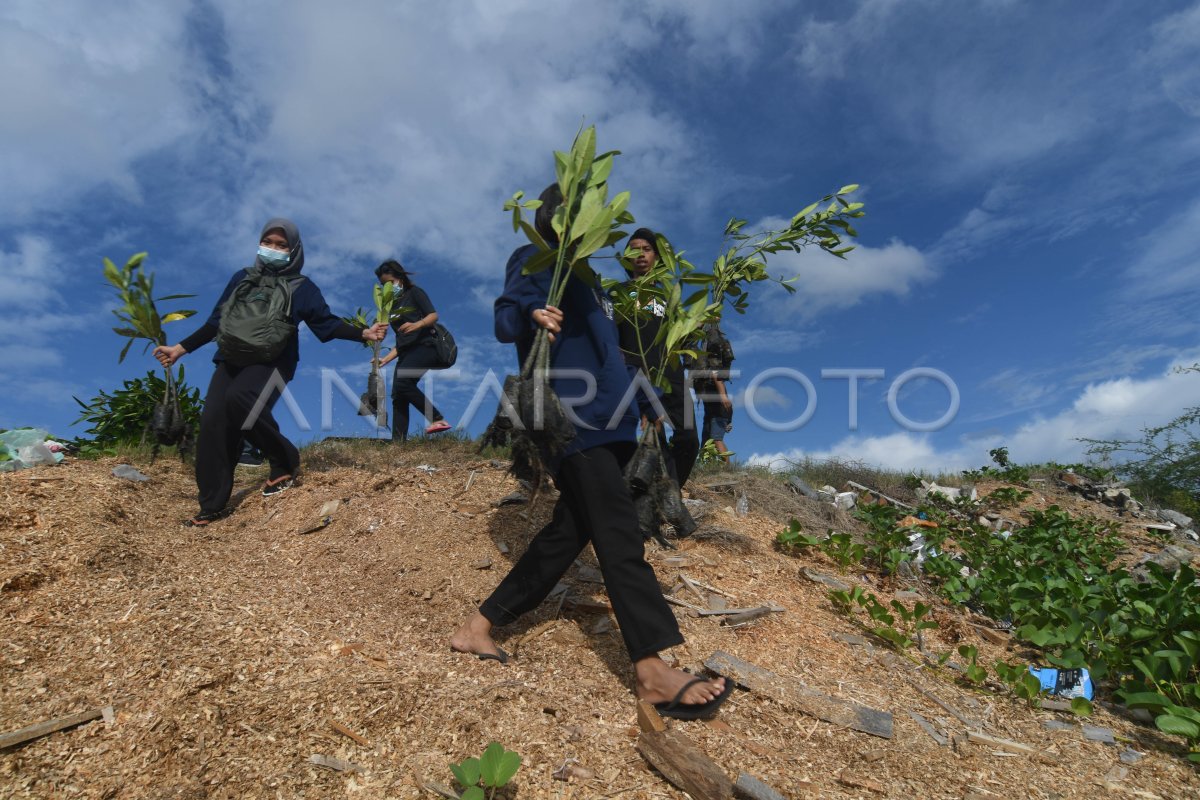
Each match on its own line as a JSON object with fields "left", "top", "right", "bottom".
{"left": 154, "top": 218, "right": 387, "bottom": 527}
{"left": 450, "top": 186, "right": 732, "bottom": 721}
{"left": 616, "top": 228, "right": 700, "bottom": 487}
{"left": 374, "top": 260, "right": 451, "bottom": 441}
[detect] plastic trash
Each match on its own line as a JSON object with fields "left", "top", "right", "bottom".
{"left": 1028, "top": 666, "right": 1094, "bottom": 701}
{"left": 735, "top": 491, "right": 749, "bottom": 517}
{"left": 0, "top": 428, "right": 62, "bottom": 470}
{"left": 112, "top": 464, "right": 150, "bottom": 482}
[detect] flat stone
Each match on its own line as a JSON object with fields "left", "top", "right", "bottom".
{"left": 1043, "top": 720, "right": 1074, "bottom": 731}
{"left": 1082, "top": 724, "right": 1116, "bottom": 744}
{"left": 1119, "top": 747, "right": 1146, "bottom": 764}
{"left": 802, "top": 568, "right": 850, "bottom": 592}
{"left": 894, "top": 590, "right": 922, "bottom": 603}
{"left": 495, "top": 492, "right": 527, "bottom": 507}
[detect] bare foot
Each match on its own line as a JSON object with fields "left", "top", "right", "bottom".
{"left": 634, "top": 655, "right": 726, "bottom": 706}
{"left": 450, "top": 612, "right": 506, "bottom": 660}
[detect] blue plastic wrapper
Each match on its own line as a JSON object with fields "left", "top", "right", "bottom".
{"left": 1028, "top": 666, "right": 1094, "bottom": 700}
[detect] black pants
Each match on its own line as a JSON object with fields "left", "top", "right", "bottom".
{"left": 196, "top": 362, "right": 298, "bottom": 514}
{"left": 391, "top": 342, "right": 444, "bottom": 440}
{"left": 660, "top": 381, "right": 699, "bottom": 487}
{"left": 480, "top": 443, "right": 684, "bottom": 663}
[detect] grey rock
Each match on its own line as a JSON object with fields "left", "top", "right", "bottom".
{"left": 894, "top": 590, "right": 922, "bottom": 603}
{"left": 1119, "top": 747, "right": 1146, "bottom": 765}
{"left": 1082, "top": 724, "right": 1116, "bottom": 744}
{"left": 1043, "top": 720, "right": 1074, "bottom": 731}
{"left": 802, "top": 568, "right": 850, "bottom": 592}
{"left": 787, "top": 476, "right": 820, "bottom": 499}
{"left": 682, "top": 498, "right": 711, "bottom": 521}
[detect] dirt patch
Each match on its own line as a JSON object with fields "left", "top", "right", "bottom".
{"left": 0, "top": 453, "right": 1196, "bottom": 799}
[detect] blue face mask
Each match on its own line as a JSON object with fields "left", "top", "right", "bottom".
{"left": 257, "top": 244, "right": 291, "bottom": 267}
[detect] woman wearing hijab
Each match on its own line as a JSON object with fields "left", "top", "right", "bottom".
{"left": 450, "top": 186, "right": 732, "bottom": 721}
{"left": 374, "top": 260, "right": 451, "bottom": 440}
{"left": 154, "top": 218, "right": 387, "bottom": 526}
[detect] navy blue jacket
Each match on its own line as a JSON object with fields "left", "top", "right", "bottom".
{"left": 495, "top": 244, "right": 637, "bottom": 457}
{"left": 179, "top": 269, "right": 361, "bottom": 379}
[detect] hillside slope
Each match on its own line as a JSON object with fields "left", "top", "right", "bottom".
{"left": 1, "top": 444, "right": 1197, "bottom": 799}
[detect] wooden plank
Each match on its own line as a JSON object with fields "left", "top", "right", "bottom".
{"left": 965, "top": 731, "right": 1040, "bottom": 756}
{"left": 720, "top": 607, "right": 774, "bottom": 626}
{"left": 328, "top": 718, "right": 371, "bottom": 747}
{"left": 734, "top": 772, "right": 788, "bottom": 800}
{"left": 845, "top": 480, "right": 914, "bottom": 510}
{"left": 906, "top": 710, "right": 949, "bottom": 746}
{"left": 638, "top": 729, "right": 733, "bottom": 800}
{"left": 0, "top": 706, "right": 107, "bottom": 750}
{"left": 704, "top": 651, "right": 892, "bottom": 739}
{"left": 697, "top": 605, "right": 785, "bottom": 617}
{"left": 636, "top": 700, "right": 666, "bottom": 733}
{"left": 905, "top": 678, "right": 982, "bottom": 729}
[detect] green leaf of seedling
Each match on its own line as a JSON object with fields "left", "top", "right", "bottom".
{"left": 792, "top": 202, "right": 819, "bottom": 224}
{"left": 479, "top": 742, "right": 521, "bottom": 788}
{"left": 118, "top": 338, "right": 133, "bottom": 364}
{"left": 837, "top": 184, "right": 860, "bottom": 195}
{"left": 520, "top": 248, "right": 557, "bottom": 276}
{"left": 1156, "top": 713, "right": 1200, "bottom": 739}
{"left": 450, "top": 757, "right": 481, "bottom": 789}
{"left": 155, "top": 293, "right": 195, "bottom": 301}
{"left": 162, "top": 311, "right": 196, "bottom": 323}
{"left": 461, "top": 787, "right": 485, "bottom": 800}
{"left": 1070, "top": 697, "right": 1093, "bottom": 717}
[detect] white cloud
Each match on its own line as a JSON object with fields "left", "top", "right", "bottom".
{"left": 751, "top": 431, "right": 967, "bottom": 474}
{"left": 0, "top": 2, "right": 193, "bottom": 221}
{"left": 1145, "top": 3, "right": 1200, "bottom": 117}
{"left": 738, "top": 383, "right": 790, "bottom": 410}
{"left": 754, "top": 215, "right": 935, "bottom": 318}
{"left": 750, "top": 353, "right": 1200, "bottom": 472}
{"left": 1125, "top": 197, "right": 1200, "bottom": 298}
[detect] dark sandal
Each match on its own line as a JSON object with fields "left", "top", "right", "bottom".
{"left": 653, "top": 675, "right": 734, "bottom": 721}
{"left": 183, "top": 510, "right": 228, "bottom": 528}
{"left": 262, "top": 476, "right": 295, "bottom": 496}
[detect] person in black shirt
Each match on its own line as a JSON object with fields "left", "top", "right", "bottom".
{"left": 375, "top": 260, "right": 451, "bottom": 440}
{"left": 614, "top": 228, "right": 700, "bottom": 487}
{"left": 154, "top": 218, "right": 387, "bottom": 526}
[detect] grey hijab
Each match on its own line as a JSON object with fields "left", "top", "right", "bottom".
{"left": 255, "top": 217, "right": 305, "bottom": 277}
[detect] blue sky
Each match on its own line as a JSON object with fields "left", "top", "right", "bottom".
{"left": 3, "top": 0, "right": 1200, "bottom": 472}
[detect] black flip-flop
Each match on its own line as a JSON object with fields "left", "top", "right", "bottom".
{"left": 183, "top": 509, "right": 229, "bottom": 528}
{"left": 451, "top": 646, "right": 509, "bottom": 664}
{"left": 653, "top": 675, "right": 734, "bottom": 721}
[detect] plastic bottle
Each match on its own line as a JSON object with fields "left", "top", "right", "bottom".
{"left": 735, "top": 491, "right": 749, "bottom": 517}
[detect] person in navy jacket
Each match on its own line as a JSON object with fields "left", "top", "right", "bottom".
{"left": 155, "top": 218, "right": 386, "bottom": 526}
{"left": 451, "top": 186, "right": 731, "bottom": 720}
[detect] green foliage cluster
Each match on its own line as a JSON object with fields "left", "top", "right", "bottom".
{"left": 698, "top": 438, "right": 733, "bottom": 464}
{"left": 606, "top": 187, "right": 863, "bottom": 390}
{"left": 960, "top": 446, "right": 1031, "bottom": 484}
{"left": 449, "top": 742, "right": 521, "bottom": 800}
{"left": 854, "top": 503, "right": 1200, "bottom": 761}
{"left": 71, "top": 369, "right": 202, "bottom": 456}
{"left": 776, "top": 466, "right": 1200, "bottom": 760}
{"left": 505, "top": 125, "right": 633, "bottom": 377}
{"left": 103, "top": 252, "right": 196, "bottom": 362}
{"left": 828, "top": 585, "right": 939, "bottom": 652}
{"left": 775, "top": 520, "right": 864, "bottom": 571}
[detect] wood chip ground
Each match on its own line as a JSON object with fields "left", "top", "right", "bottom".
{"left": 1, "top": 449, "right": 1197, "bottom": 798}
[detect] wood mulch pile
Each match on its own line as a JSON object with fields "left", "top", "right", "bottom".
{"left": 2, "top": 443, "right": 1198, "bottom": 798}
